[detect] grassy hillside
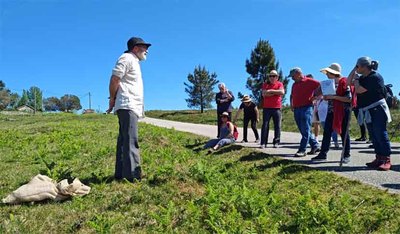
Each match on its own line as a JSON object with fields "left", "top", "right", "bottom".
{"left": 146, "top": 107, "right": 400, "bottom": 142}
{"left": 1, "top": 113, "right": 400, "bottom": 233}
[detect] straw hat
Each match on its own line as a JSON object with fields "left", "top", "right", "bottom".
{"left": 320, "top": 63, "right": 342, "bottom": 76}
{"left": 241, "top": 95, "right": 252, "bottom": 102}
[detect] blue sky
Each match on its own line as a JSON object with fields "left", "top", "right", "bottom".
{"left": 1, "top": 0, "right": 399, "bottom": 112}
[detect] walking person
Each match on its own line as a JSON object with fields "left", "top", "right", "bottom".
{"left": 260, "top": 70, "right": 284, "bottom": 148}
{"left": 312, "top": 63, "right": 352, "bottom": 163}
{"left": 316, "top": 98, "right": 339, "bottom": 149}
{"left": 216, "top": 83, "right": 235, "bottom": 138}
{"left": 233, "top": 95, "right": 259, "bottom": 143}
{"left": 289, "top": 67, "right": 321, "bottom": 157}
{"left": 107, "top": 37, "right": 151, "bottom": 182}
{"left": 347, "top": 57, "right": 392, "bottom": 170}
{"left": 204, "top": 112, "right": 236, "bottom": 153}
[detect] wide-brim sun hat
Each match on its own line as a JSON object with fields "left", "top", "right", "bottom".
{"left": 320, "top": 63, "right": 342, "bottom": 76}
{"left": 241, "top": 95, "right": 252, "bottom": 102}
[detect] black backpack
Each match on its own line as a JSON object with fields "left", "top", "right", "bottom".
{"left": 384, "top": 84, "right": 394, "bottom": 108}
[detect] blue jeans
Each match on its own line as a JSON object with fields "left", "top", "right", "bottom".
{"left": 204, "top": 138, "right": 235, "bottom": 149}
{"left": 260, "top": 108, "right": 281, "bottom": 145}
{"left": 294, "top": 106, "right": 319, "bottom": 152}
{"left": 319, "top": 110, "right": 351, "bottom": 158}
{"left": 366, "top": 106, "right": 391, "bottom": 157}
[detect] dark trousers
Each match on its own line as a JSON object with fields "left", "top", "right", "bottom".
{"left": 353, "top": 108, "right": 367, "bottom": 139}
{"left": 116, "top": 110, "right": 141, "bottom": 181}
{"left": 319, "top": 109, "right": 351, "bottom": 157}
{"left": 217, "top": 111, "right": 231, "bottom": 137}
{"left": 366, "top": 106, "right": 391, "bottom": 157}
{"left": 260, "top": 108, "right": 281, "bottom": 145}
{"left": 243, "top": 117, "right": 259, "bottom": 141}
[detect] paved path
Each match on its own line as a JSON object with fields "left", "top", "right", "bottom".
{"left": 141, "top": 117, "right": 400, "bottom": 194}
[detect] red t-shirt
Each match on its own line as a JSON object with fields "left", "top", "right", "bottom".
{"left": 291, "top": 77, "right": 320, "bottom": 108}
{"left": 262, "top": 81, "right": 284, "bottom": 108}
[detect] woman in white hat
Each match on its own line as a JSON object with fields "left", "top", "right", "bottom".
{"left": 233, "top": 95, "right": 259, "bottom": 143}
{"left": 311, "top": 63, "right": 352, "bottom": 163}
{"left": 204, "top": 112, "right": 236, "bottom": 153}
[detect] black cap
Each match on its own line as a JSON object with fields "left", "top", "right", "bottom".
{"left": 124, "top": 37, "right": 152, "bottom": 53}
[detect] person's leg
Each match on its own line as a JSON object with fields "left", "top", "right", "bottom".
{"left": 313, "top": 112, "right": 333, "bottom": 160}
{"left": 272, "top": 109, "right": 282, "bottom": 145}
{"left": 354, "top": 108, "right": 366, "bottom": 141}
{"left": 215, "top": 138, "right": 234, "bottom": 150}
{"left": 217, "top": 111, "right": 223, "bottom": 138}
{"left": 250, "top": 118, "right": 259, "bottom": 141}
{"left": 242, "top": 117, "right": 250, "bottom": 142}
{"left": 261, "top": 109, "right": 272, "bottom": 146}
{"left": 117, "top": 110, "right": 141, "bottom": 181}
{"left": 341, "top": 109, "right": 351, "bottom": 158}
{"left": 115, "top": 119, "right": 124, "bottom": 180}
{"left": 204, "top": 139, "right": 220, "bottom": 149}
{"left": 313, "top": 122, "right": 320, "bottom": 141}
{"left": 294, "top": 107, "right": 309, "bottom": 153}
{"left": 305, "top": 106, "right": 319, "bottom": 150}
{"left": 369, "top": 107, "right": 391, "bottom": 157}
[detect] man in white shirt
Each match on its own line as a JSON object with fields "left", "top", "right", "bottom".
{"left": 107, "top": 37, "right": 151, "bottom": 182}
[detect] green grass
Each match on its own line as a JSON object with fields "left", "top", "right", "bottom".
{"left": 146, "top": 107, "right": 400, "bottom": 142}
{"left": 1, "top": 113, "right": 400, "bottom": 233}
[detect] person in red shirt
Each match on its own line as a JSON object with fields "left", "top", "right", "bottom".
{"left": 289, "top": 67, "right": 321, "bottom": 157}
{"left": 260, "top": 70, "right": 285, "bottom": 148}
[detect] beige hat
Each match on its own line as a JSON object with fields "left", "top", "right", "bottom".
{"left": 320, "top": 63, "right": 341, "bottom": 76}
{"left": 241, "top": 95, "right": 252, "bottom": 102}
{"left": 221, "top": 112, "right": 230, "bottom": 117}
{"left": 269, "top": 70, "right": 278, "bottom": 76}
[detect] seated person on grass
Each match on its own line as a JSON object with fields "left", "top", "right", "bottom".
{"left": 204, "top": 112, "right": 236, "bottom": 153}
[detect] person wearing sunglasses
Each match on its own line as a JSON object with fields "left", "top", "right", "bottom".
{"left": 260, "top": 70, "right": 284, "bottom": 148}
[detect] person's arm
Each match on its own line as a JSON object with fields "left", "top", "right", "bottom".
{"left": 233, "top": 108, "right": 242, "bottom": 123}
{"left": 353, "top": 79, "right": 368, "bottom": 94}
{"left": 324, "top": 95, "right": 351, "bottom": 103}
{"left": 346, "top": 66, "right": 358, "bottom": 86}
{"left": 106, "top": 75, "right": 120, "bottom": 113}
{"left": 228, "top": 122, "right": 234, "bottom": 137}
{"left": 265, "top": 88, "right": 284, "bottom": 96}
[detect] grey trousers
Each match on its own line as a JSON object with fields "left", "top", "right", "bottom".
{"left": 115, "top": 109, "right": 141, "bottom": 181}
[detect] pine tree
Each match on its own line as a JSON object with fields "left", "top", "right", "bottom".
{"left": 245, "top": 39, "right": 289, "bottom": 105}
{"left": 184, "top": 65, "right": 219, "bottom": 113}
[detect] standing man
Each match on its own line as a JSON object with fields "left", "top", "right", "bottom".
{"left": 107, "top": 37, "right": 151, "bottom": 182}
{"left": 216, "top": 83, "right": 235, "bottom": 137}
{"left": 347, "top": 57, "right": 392, "bottom": 170}
{"left": 289, "top": 67, "right": 321, "bottom": 157}
{"left": 233, "top": 95, "right": 259, "bottom": 143}
{"left": 260, "top": 70, "right": 284, "bottom": 148}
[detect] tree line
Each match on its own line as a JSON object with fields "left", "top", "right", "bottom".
{"left": 0, "top": 81, "right": 82, "bottom": 112}
{"left": 184, "top": 39, "right": 290, "bottom": 112}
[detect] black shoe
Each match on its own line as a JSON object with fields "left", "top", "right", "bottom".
{"left": 355, "top": 137, "right": 366, "bottom": 141}
{"left": 307, "top": 148, "right": 321, "bottom": 155}
{"left": 294, "top": 151, "right": 307, "bottom": 157}
{"left": 311, "top": 154, "right": 327, "bottom": 161}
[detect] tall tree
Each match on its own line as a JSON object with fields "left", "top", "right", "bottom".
{"left": 184, "top": 65, "right": 219, "bottom": 113}
{"left": 27, "top": 86, "right": 43, "bottom": 112}
{"left": 0, "top": 80, "right": 10, "bottom": 110}
{"left": 59, "top": 94, "right": 82, "bottom": 112}
{"left": 43, "top": 97, "right": 61, "bottom": 112}
{"left": 245, "top": 39, "right": 290, "bottom": 105}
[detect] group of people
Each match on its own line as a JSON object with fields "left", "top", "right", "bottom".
{"left": 206, "top": 59, "right": 393, "bottom": 171}
{"left": 106, "top": 36, "right": 394, "bottom": 183}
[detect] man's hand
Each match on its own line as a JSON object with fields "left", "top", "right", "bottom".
{"left": 106, "top": 98, "right": 115, "bottom": 114}
{"left": 323, "top": 95, "right": 336, "bottom": 100}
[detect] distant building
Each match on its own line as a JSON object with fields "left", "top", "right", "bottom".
{"left": 82, "top": 109, "right": 95, "bottom": 114}
{"left": 17, "top": 105, "right": 35, "bottom": 113}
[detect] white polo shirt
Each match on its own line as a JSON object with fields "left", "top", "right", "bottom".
{"left": 112, "top": 52, "right": 144, "bottom": 118}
